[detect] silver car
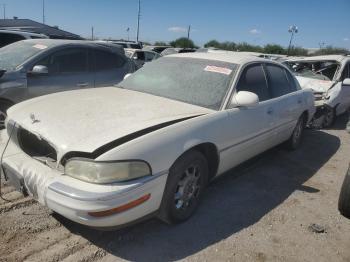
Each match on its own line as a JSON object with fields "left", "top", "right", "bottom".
{"left": 0, "top": 39, "right": 135, "bottom": 128}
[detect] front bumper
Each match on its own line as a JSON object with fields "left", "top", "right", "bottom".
{"left": 0, "top": 131, "right": 168, "bottom": 228}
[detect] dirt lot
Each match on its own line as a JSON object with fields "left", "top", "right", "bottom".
{"left": 1, "top": 115, "right": 350, "bottom": 262}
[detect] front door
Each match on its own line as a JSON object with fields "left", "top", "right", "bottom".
{"left": 27, "top": 48, "right": 94, "bottom": 98}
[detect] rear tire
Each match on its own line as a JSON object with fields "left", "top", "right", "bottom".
{"left": 339, "top": 165, "right": 350, "bottom": 219}
{"left": 158, "top": 150, "right": 209, "bottom": 224}
{"left": 0, "top": 101, "right": 12, "bottom": 130}
{"left": 285, "top": 114, "right": 306, "bottom": 150}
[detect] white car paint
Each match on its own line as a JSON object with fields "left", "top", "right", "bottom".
{"left": 288, "top": 55, "right": 350, "bottom": 117}
{"left": 0, "top": 53, "right": 315, "bottom": 228}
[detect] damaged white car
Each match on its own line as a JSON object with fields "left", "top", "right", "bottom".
{"left": 0, "top": 53, "right": 315, "bottom": 228}
{"left": 286, "top": 55, "right": 350, "bottom": 127}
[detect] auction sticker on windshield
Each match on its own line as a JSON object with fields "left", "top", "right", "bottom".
{"left": 33, "top": 44, "right": 48, "bottom": 50}
{"left": 204, "top": 65, "right": 232, "bottom": 75}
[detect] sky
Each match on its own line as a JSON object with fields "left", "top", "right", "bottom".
{"left": 1, "top": 0, "right": 349, "bottom": 49}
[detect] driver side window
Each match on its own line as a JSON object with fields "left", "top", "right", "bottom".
{"left": 35, "top": 48, "right": 88, "bottom": 74}
{"left": 236, "top": 64, "right": 270, "bottom": 102}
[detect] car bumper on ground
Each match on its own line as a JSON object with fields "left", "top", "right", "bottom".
{"left": 0, "top": 131, "right": 168, "bottom": 228}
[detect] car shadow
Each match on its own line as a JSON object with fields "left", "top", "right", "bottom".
{"left": 328, "top": 112, "right": 349, "bottom": 130}
{"left": 55, "top": 129, "right": 340, "bottom": 261}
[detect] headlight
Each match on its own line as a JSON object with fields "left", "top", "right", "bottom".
{"left": 64, "top": 159, "right": 151, "bottom": 184}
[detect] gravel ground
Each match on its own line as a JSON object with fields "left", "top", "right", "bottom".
{"left": 0, "top": 115, "right": 350, "bottom": 262}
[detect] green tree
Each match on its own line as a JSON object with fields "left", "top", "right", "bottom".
{"left": 169, "top": 37, "right": 196, "bottom": 48}
{"left": 288, "top": 46, "right": 308, "bottom": 56}
{"left": 313, "top": 46, "right": 349, "bottom": 55}
{"left": 204, "top": 40, "right": 221, "bottom": 48}
{"left": 154, "top": 41, "right": 168, "bottom": 46}
{"left": 264, "top": 44, "right": 285, "bottom": 54}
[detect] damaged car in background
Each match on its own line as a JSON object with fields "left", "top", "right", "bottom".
{"left": 286, "top": 55, "right": 350, "bottom": 127}
{"left": 0, "top": 53, "right": 315, "bottom": 228}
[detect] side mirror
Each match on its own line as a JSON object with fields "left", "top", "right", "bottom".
{"left": 231, "top": 91, "right": 259, "bottom": 108}
{"left": 123, "top": 73, "right": 132, "bottom": 80}
{"left": 343, "top": 78, "right": 350, "bottom": 86}
{"left": 29, "top": 65, "right": 48, "bottom": 75}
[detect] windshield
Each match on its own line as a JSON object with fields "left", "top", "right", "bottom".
{"left": 120, "top": 57, "right": 237, "bottom": 110}
{"left": 0, "top": 41, "right": 48, "bottom": 71}
{"left": 286, "top": 60, "right": 339, "bottom": 81}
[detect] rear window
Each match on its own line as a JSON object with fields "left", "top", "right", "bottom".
{"left": 265, "top": 64, "right": 293, "bottom": 97}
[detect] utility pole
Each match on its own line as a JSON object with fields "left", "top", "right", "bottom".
{"left": 187, "top": 25, "right": 191, "bottom": 39}
{"left": 91, "top": 26, "right": 94, "bottom": 40}
{"left": 2, "top": 4, "right": 5, "bottom": 19}
{"left": 42, "top": 0, "right": 45, "bottom": 24}
{"left": 287, "top": 25, "right": 298, "bottom": 55}
{"left": 136, "top": 0, "right": 140, "bottom": 42}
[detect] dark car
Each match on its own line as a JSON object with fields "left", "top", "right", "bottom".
{"left": 0, "top": 39, "right": 135, "bottom": 128}
{"left": 338, "top": 118, "right": 350, "bottom": 218}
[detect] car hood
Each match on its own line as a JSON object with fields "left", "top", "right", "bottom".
{"left": 7, "top": 87, "right": 213, "bottom": 161}
{"left": 296, "top": 76, "right": 334, "bottom": 93}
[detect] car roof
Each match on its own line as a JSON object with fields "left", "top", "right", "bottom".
{"left": 19, "top": 39, "right": 125, "bottom": 55}
{"left": 168, "top": 52, "right": 269, "bottom": 65}
{"left": 287, "top": 55, "right": 348, "bottom": 63}
{"left": 0, "top": 29, "right": 48, "bottom": 38}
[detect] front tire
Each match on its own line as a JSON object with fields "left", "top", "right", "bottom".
{"left": 158, "top": 150, "right": 209, "bottom": 224}
{"left": 339, "top": 165, "right": 350, "bottom": 219}
{"left": 286, "top": 114, "right": 306, "bottom": 150}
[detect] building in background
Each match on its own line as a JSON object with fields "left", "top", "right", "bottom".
{"left": 0, "top": 18, "right": 83, "bottom": 40}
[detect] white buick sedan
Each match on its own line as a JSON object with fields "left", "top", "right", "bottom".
{"left": 0, "top": 53, "right": 315, "bottom": 228}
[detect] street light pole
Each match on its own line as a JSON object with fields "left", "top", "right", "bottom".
{"left": 287, "top": 25, "right": 298, "bottom": 55}
{"left": 2, "top": 4, "right": 5, "bottom": 19}
{"left": 136, "top": 0, "right": 140, "bottom": 42}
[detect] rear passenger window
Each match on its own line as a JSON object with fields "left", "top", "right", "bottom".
{"left": 236, "top": 64, "right": 270, "bottom": 102}
{"left": 265, "top": 64, "right": 293, "bottom": 98}
{"left": 285, "top": 69, "right": 298, "bottom": 92}
{"left": 94, "top": 49, "right": 125, "bottom": 71}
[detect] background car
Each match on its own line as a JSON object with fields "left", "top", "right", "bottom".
{"left": 0, "top": 29, "right": 48, "bottom": 48}
{"left": 160, "top": 48, "right": 196, "bottom": 56}
{"left": 108, "top": 40, "right": 142, "bottom": 49}
{"left": 0, "top": 39, "right": 135, "bottom": 129}
{"left": 125, "top": 48, "right": 161, "bottom": 69}
{"left": 142, "top": 45, "right": 172, "bottom": 54}
{"left": 0, "top": 53, "right": 315, "bottom": 228}
{"left": 286, "top": 55, "right": 350, "bottom": 127}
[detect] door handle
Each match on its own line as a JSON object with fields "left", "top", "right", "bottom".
{"left": 267, "top": 108, "right": 274, "bottom": 115}
{"left": 77, "top": 82, "right": 89, "bottom": 87}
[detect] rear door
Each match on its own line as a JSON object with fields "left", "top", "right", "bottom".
{"left": 27, "top": 47, "right": 94, "bottom": 98}
{"left": 264, "top": 63, "right": 302, "bottom": 141}
{"left": 92, "top": 48, "right": 130, "bottom": 87}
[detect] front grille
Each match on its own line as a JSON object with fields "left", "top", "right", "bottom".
{"left": 17, "top": 128, "right": 57, "bottom": 162}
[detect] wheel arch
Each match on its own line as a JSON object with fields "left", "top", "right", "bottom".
{"left": 173, "top": 142, "right": 220, "bottom": 182}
